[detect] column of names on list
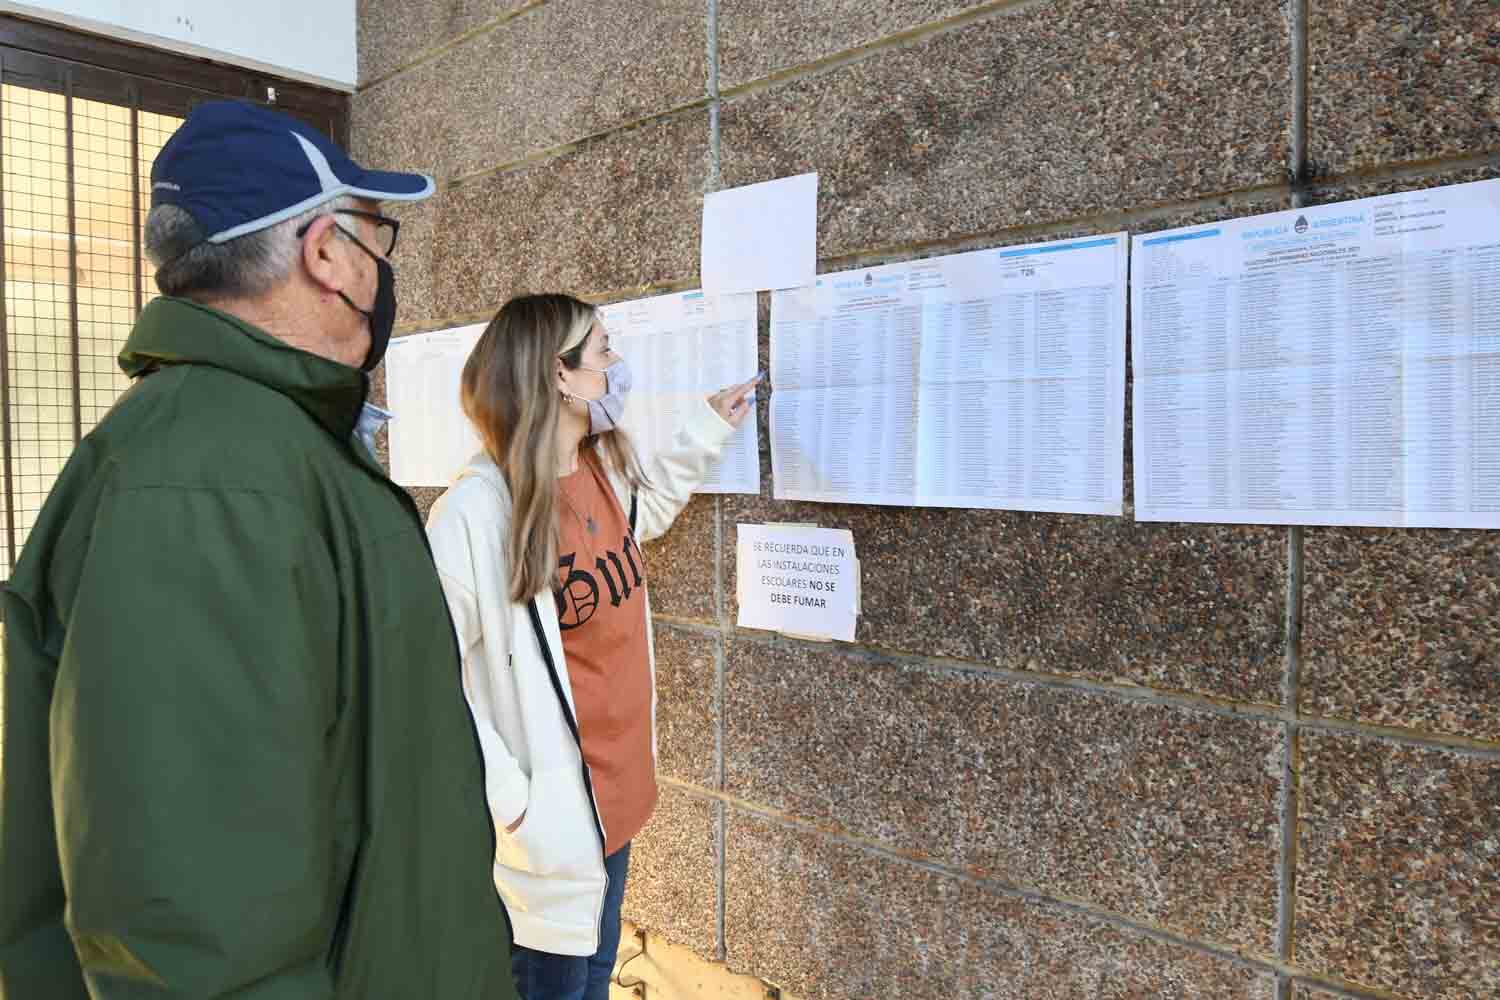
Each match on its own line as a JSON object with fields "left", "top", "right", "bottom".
{"left": 770, "top": 235, "right": 1126, "bottom": 513}
{"left": 1132, "top": 177, "right": 1500, "bottom": 527}
{"left": 600, "top": 290, "right": 761, "bottom": 495}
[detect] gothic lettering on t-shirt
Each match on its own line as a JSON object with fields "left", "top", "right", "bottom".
{"left": 555, "top": 533, "right": 646, "bottom": 630}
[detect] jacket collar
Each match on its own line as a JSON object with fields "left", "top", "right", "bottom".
{"left": 457, "top": 450, "right": 510, "bottom": 498}
{"left": 119, "top": 297, "right": 368, "bottom": 441}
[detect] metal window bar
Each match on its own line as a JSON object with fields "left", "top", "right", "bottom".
{"left": 130, "top": 83, "right": 140, "bottom": 317}
{"left": 64, "top": 71, "right": 79, "bottom": 446}
{"left": 0, "top": 38, "right": 345, "bottom": 583}
{"left": 2, "top": 82, "right": 75, "bottom": 573}
{"left": 0, "top": 65, "right": 188, "bottom": 580}
{"left": 0, "top": 55, "right": 14, "bottom": 575}
{"left": 0, "top": 72, "right": 129, "bottom": 578}
{"left": 75, "top": 93, "right": 142, "bottom": 433}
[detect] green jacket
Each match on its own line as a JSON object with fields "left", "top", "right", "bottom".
{"left": 0, "top": 298, "right": 516, "bottom": 999}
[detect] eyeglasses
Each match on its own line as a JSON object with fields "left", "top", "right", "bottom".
{"left": 296, "top": 208, "right": 401, "bottom": 257}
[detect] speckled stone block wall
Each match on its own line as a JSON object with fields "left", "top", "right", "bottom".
{"left": 353, "top": 2, "right": 1500, "bottom": 997}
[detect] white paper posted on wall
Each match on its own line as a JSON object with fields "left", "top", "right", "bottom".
{"left": 1132, "top": 178, "right": 1500, "bottom": 528}
{"left": 384, "top": 325, "right": 485, "bottom": 488}
{"left": 700, "top": 172, "right": 818, "bottom": 296}
{"left": 599, "top": 290, "right": 761, "bottom": 495}
{"left": 769, "top": 235, "right": 1128, "bottom": 514}
{"left": 736, "top": 523, "right": 859, "bottom": 642}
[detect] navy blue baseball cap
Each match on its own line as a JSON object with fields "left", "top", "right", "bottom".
{"left": 150, "top": 100, "right": 434, "bottom": 245}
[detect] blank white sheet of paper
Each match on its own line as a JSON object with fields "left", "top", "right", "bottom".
{"left": 598, "top": 289, "right": 761, "bottom": 495}
{"left": 1132, "top": 177, "right": 1500, "bottom": 528}
{"left": 770, "top": 234, "right": 1128, "bottom": 514}
{"left": 700, "top": 172, "right": 818, "bottom": 295}
{"left": 384, "top": 325, "right": 485, "bottom": 488}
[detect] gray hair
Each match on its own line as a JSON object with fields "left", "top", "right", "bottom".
{"left": 145, "top": 195, "right": 357, "bottom": 300}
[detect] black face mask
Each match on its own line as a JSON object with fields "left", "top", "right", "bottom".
{"left": 336, "top": 229, "right": 397, "bottom": 372}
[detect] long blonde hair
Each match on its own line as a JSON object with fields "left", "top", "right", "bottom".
{"left": 461, "top": 293, "right": 646, "bottom": 603}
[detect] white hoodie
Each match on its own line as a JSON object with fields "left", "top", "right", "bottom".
{"left": 425, "top": 399, "right": 735, "bottom": 957}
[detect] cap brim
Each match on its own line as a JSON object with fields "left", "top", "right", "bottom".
{"left": 203, "top": 170, "right": 439, "bottom": 243}
{"left": 347, "top": 169, "right": 436, "bottom": 202}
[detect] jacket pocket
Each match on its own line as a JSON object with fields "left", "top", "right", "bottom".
{"left": 495, "top": 764, "right": 597, "bottom": 877}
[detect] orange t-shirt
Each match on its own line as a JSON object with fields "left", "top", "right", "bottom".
{"left": 554, "top": 448, "right": 656, "bottom": 856}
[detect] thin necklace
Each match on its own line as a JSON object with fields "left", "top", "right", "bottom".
{"left": 558, "top": 465, "right": 599, "bottom": 542}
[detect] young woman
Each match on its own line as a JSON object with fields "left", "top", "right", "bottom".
{"left": 426, "top": 293, "right": 757, "bottom": 1000}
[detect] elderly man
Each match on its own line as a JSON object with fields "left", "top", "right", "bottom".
{"left": 0, "top": 102, "right": 516, "bottom": 998}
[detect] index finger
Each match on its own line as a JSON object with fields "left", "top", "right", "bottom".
{"left": 726, "top": 383, "right": 757, "bottom": 408}
{"left": 715, "top": 380, "right": 754, "bottom": 402}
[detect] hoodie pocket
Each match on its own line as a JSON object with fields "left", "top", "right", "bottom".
{"left": 496, "top": 765, "right": 597, "bottom": 877}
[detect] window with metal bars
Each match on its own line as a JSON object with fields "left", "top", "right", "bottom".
{"left": 0, "top": 17, "right": 347, "bottom": 581}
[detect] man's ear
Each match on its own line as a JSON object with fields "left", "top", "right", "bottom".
{"left": 300, "top": 215, "right": 344, "bottom": 293}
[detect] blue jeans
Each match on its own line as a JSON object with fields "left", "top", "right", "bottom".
{"left": 511, "top": 843, "right": 631, "bottom": 1000}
